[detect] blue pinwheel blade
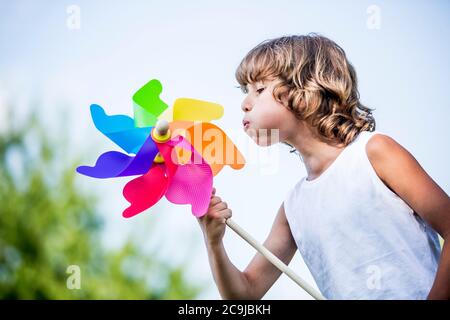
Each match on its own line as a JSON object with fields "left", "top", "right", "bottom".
{"left": 90, "top": 104, "right": 151, "bottom": 154}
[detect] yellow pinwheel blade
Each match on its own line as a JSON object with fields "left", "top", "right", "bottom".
{"left": 173, "top": 98, "right": 224, "bottom": 122}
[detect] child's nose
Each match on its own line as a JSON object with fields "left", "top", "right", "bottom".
{"left": 241, "top": 98, "right": 252, "bottom": 112}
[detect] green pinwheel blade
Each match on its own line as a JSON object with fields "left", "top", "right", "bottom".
{"left": 132, "top": 79, "right": 168, "bottom": 127}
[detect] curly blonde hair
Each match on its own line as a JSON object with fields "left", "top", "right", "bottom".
{"left": 235, "top": 33, "right": 375, "bottom": 147}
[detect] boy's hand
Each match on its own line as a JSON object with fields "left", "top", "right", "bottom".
{"left": 197, "top": 187, "right": 232, "bottom": 246}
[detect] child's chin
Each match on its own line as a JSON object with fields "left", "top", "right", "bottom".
{"left": 253, "top": 136, "right": 278, "bottom": 147}
{"left": 247, "top": 128, "right": 280, "bottom": 147}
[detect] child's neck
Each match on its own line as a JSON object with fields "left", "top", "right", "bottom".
{"left": 285, "top": 122, "right": 346, "bottom": 181}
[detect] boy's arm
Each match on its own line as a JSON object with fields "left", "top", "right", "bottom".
{"left": 366, "top": 134, "right": 450, "bottom": 300}
{"left": 242, "top": 203, "right": 298, "bottom": 299}
{"left": 203, "top": 202, "right": 297, "bottom": 299}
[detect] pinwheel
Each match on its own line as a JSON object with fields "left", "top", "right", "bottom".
{"left": 76, "top": 79, "right": 325, "bottom": 300}
{"left": 76, "top": 79, "right": 245, "bottom": 218}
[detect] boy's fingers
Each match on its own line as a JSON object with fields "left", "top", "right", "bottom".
{"left": 209, "top": 196, "right": 221, "bottom": 207}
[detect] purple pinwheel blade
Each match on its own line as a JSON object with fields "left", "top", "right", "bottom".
{"left": 76, "top": 132, "right": 159, "bottom": 179}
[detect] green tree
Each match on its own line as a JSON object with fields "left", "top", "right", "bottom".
{"left": 0, "top": 107, "right": 200, "bottom": 299}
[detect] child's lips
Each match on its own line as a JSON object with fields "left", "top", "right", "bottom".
{"left": 242, "top": 120, "right": 250, "bottom": 129}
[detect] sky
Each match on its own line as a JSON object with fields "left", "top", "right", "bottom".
{"left": 0, "top": 0, "right": 449, "bottom": 299}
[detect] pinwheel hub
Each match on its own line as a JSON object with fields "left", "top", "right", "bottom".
{"left": 151, "top": 120, "right": 171, "bottom": 163}
{"left": 151, "top": 119, "right": 171, "bottom": 142}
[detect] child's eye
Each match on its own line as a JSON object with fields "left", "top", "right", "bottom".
{"left": 236, "top": 85, "right": 248, "bottom": 94}
{"left": 256, "top": 87, "right": 265, "bottom": 94}
{"left": 242, "top": 87, "right": 249, "bottom": 94}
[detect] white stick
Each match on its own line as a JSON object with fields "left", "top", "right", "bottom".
{"left": 225, "top": 218, "right": 326, "bottom": 300}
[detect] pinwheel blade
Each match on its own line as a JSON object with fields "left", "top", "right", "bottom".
{"left": 90, "top": 104, "right": 151, "bottom": 154}
{"left": 160, "top": 136, "right": 213, "bottom": 217}
{"left": 169, "top": 121, "right": 245, "bottom": 176}
{"left": 173, "top": 98, "right": 223, "bottom": 122}
{"left": 122, "top": 164, "right": 168, "bottom": 218}
{"left": 76, "top": 132, "right": 159, "bottom": 178}
{"left": 133, "top": 79, "right": 169, "bottom": 128}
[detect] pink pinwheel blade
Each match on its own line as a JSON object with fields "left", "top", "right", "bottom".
{"left": 157, "top": 136, "right": 213, "bottom": 217}
{"left": 122, "top": 163, "right": 168, "bottom": 218}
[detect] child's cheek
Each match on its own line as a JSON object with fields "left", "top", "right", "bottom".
{"left": 260, "top": 107, "right": 284, "bottom": 130}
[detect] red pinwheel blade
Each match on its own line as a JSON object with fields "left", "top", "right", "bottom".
{"left": 122, "top": 163, "right": 168, "bottom": 218}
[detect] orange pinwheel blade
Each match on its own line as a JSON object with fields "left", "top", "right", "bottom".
{"left": 168, "top": 121, "right": 245, "bottom": 176}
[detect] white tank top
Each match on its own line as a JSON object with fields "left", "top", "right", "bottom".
{"left": 284, "top": 130, "right": 441, "bottom": 299}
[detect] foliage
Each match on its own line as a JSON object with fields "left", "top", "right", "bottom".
{"left": 0, "top": 108, "right": 200, "bottom": 299}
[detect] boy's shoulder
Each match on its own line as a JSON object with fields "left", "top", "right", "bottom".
{"left": 364, "top": 132, "right": 416, "bottom": 195}
{"left": 365, "top": 132, "right": 398, "bottom": 160}
{"left": 365, "top": 132, "right": 409, "bottom": 173}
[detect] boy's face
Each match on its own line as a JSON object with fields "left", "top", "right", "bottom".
{"left": 241, "top": 78, "right": 299, "bottom": 146}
